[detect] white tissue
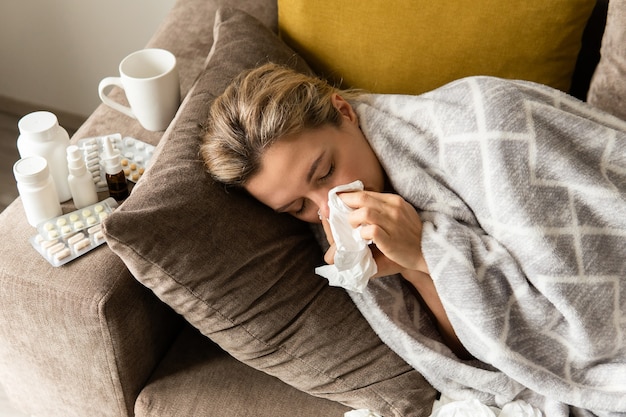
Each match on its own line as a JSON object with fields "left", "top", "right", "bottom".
{"left": 315, "top": 180, "right": 378, "bottom": 293}
{"left": 499, "top": 401, "right": 543, "bottom": 417}
{"left": 429, "top": 397, "right": 542, "bottom": 417}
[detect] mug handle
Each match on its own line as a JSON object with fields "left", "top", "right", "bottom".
{"left": 98, "top": 77, "right": 136, "bottom": 120}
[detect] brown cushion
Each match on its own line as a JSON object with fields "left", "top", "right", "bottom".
{"left": 103, "top": 8, "right": 437, "bottom": 416}
{"left": 136, "top": 326, "right": 351, "bottom": 416}
{"left": 588, "top": 0, "right": 626, "bottom": 120}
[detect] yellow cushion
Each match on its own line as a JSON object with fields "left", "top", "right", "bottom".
{"left": 278, "top": 0, "right": 596, "bottom": 95}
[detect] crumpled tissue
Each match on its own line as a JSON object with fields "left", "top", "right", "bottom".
{"left": 430, "top": 397, "right": 543, "bottom": 417}
{"left": 315, "top": 180, "right": 378, "bottom": 293}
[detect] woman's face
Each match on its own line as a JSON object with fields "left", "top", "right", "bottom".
{"left": 245, "top": 94, "right": 385, "bottom": 223}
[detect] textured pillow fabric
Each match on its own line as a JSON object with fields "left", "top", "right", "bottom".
{"left": 278, "top": 0, "right": 596, "bottom": 95}
{"left": 588, "top": 0, "right": 626, "bottom": 120}
{"left": 103, "top": 8, "right": 437, "bottom": 417}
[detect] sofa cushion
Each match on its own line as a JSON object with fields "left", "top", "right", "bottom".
{"left": 277, "top": 0, "right": 596, "bottom": 95}
{"left": 136, "top": 326, "right": 351, "bottom": 416}
{"left": 103, "top": 7, "right": 437, "bottom": 417}
{"left": 588, "top": 0, "right": 626, "bottom": 120}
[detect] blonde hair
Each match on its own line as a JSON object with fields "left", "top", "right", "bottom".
{"left": 201, "top": 63, "right": 361, "bottom": 186}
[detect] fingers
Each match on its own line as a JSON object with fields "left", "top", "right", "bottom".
{"left": 339, "top": 190, "right": 427, "bottom": 274}
{"left": 339, "top": 191, "right": 405, "bottom": 238}
{"left": 339, "top": 190, "right": 399, "bottom": 212}
{"left": 324, "top": 244, "right": 336, "bottom": 265}
{"left": 320, "top": 215, "right": 337, "bottom": 265}
{"left": 359, "top": 222, "right": 390, "bottom": 246}
{"left": 321, "top": 215, "right": 334, "bottom": 246}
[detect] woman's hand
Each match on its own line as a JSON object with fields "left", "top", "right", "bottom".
{"left": 322, "top": 219, "right": 403, "bottom": 277}
{"left": 321, "top": 191, "right": 471, "bottom": 359}
{"left": 338, "top": 191, "right": 429, "bottom": 276}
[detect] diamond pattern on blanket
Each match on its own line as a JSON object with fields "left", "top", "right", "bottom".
{"left": 531, "top": 104, "right": 618, "bottom": 191}
{"left": 352, "top": 76, "right": 626, "bottom": 416}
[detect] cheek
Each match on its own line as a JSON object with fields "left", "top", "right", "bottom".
{"left": 339, "top": 155, "right": 380, "bottom": 188}
{"left": 357, "top": 146, "right": 384, "bottom": 191}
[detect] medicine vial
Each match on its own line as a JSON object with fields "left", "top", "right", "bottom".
{"left": 100, "top": 136, "right": 129, "bottom": 201}
{"left": 66, "top": 145, "right": 99, "bottom": 209}
{"left": 13, "top": 156, "right": 63, "bottom": 227}
{"left": 17, "top": 111, "right": 72, "bottom": 202}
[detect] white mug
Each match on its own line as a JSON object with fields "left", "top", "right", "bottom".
{"left": 98, "top": 48, "right": 180, "bottom": 131}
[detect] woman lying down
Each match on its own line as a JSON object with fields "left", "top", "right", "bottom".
{"left": 201, "top": 63, "right": 626, "bottom": 417}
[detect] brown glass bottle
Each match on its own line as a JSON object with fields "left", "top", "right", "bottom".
{"left": 105, "top": 171, "right": 129, "bottom": 201}
{"left": 101, "top": 136, "right": 130, "bottom": 202}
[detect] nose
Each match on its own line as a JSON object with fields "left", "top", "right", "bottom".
{"left": 310, "top": 189, "right": 330, "bottom": 220}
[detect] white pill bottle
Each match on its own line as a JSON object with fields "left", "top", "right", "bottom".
{"left": 13, "top": 156, "right": 63, "bottom": 227}
{"left": 17, "top": 111, "right": 72, "bottom": 202}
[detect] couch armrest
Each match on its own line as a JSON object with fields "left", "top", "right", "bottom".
{"left": 0, "top": 200, "right": 182, "bottom": 417}
{"left": 0, "top": 0, "right": 235, "bottom": 414}
{"left": 0, "top": 1, "right": 278, "bottom": 415}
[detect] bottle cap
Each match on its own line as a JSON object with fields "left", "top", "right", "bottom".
{"left": 18, "top": 111, "right": 59, "bottom": 142}
{"left": 100, "top": 136, "right": 122, "bottom": 175}
{"left": 14, "top": 156, "right": 50, "bottom": 184}
{"left": 67, "top": 145, "right": 87, "bottom": 175}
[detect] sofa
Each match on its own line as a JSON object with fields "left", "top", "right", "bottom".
{"left": 0, "top": 0, "right": 623, "bottom": 416}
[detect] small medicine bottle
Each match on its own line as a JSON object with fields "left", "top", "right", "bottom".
{"left": 100, "top": 136, "right": 129, "bottom": 201}
{"left": 67, "top": 145, "right": 99, "bottom": 209}
{"left": 17, "top": 111, "right": 72, "bottom": 202}
{"left": 13, "top": 156, "right": 63, "bottom": 227}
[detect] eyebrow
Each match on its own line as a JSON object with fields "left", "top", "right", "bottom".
{"left": 275, "top": 151, "right": 325, "bottom": 213}
{"left": 306, "top": 151, "right": 325, "bottom": 183}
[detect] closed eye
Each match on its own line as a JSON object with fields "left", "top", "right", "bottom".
{"left": 319, "top": 162, "right": 334, "bottom": 183}
{"left": 295, "top": 199, "right": 307, "bottom": 216}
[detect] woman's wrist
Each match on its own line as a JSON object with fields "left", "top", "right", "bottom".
{"left": 400, "top": 251, "right": 429, "bottom": 278}
{"left": 401, "top": 269, "right": 432, "bottom": 293}
{"left": 415, "top": 253, "right": 429, "bottom": 275}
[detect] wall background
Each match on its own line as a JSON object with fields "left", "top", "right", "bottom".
{"left": 0, "top": 0, "right": 177, "bottom": 120}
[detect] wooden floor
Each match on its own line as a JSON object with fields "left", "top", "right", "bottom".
{"left": 0, "top": 111, "right": 81, "bottom": 213}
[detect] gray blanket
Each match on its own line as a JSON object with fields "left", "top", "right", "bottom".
{"left": 350, "top": 77, "right": 626, "bottom": 417}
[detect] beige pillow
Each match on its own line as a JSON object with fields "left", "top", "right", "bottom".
{"left": 588, "top": 0, "right": 626, "bottom": 120}
{"left": 103, "top": 8, "right": 437, "bottom": 416}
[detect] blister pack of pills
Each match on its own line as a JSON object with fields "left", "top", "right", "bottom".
{"left": 29, "top": 198, "right": 118, "bottom": 267}
{"left": 77, "top": 134, "right": 156, "bottom": 192}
